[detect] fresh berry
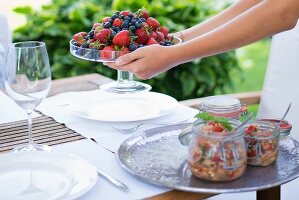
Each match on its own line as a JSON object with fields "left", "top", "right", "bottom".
{"left": 158, "top": 26, "right": 169, "bottom": 38}
{"left": 149, "top": 31, "right": 157, "bottom": 40}
{"left": 112, "top": 18, "right": 122, "bottom": 27}
{"left": 92, "top": 23, "right": 102, "bottom": 30}
{"left": 128, "top": 43, "right": 138, "bottom": 51}
{"left": 73, "top": 32, "right": 87, "bottom": 45}
{"left": 102, "top": 17, "right": 110, "bottom": 23}
{"left": 140, "top": 10, "right": 149, "bottom": 19}
{"left": 146, "top": 38, "right": 159, "bottom": 45}
{"left": 112, "top": 30, "right": 131, "bottom": 47}
{"left": 119, "top": 47, "right": 130, "bottom": 56}
{"left": 100, "top": 45, "right": 115, "bottom": 60}
{"left": 94, "top": 29, "right": 112, "bottom": 43}
{"left": 156, "top": 31, "right": 165, "bottom": 42}
{"left": 120, "top": 11, "right": 132, "bottom": 16}
{"left": 135, "top": 28, "right": 149, "bottom": 44}
{"left": 103, "top": 22, "right": 111, "bottom": 28}
{"left": 146, "top": 17, "right": 160, "bottom": 31}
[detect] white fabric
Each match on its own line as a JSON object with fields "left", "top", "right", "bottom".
{"left": 36, "top": 89, "right": 197, "bottom": 153}
{"left": 0, "top": 13, "right": 11, "bottom": 88}
{"left": 0, "top": 89, "right": 197, "bottom": 199}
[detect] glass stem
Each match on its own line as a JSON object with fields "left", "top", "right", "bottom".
{"left": 27, "top": 109, "right": 34, "bottom": 147}
{"left": 117, "top": 70, "right": 134, "bottom": 85}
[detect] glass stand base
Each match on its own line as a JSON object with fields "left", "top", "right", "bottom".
{"left": 100, "top": 81, "right": 152, "bottom": 94}
{"left": 13, "top": 143, "right": 52, "bottom": 153}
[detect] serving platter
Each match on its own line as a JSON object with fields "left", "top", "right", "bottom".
{"left": 117, "top": 123, "right": 299, "bottom": 193}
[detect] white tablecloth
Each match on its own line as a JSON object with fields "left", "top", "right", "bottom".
{"left": 0, "top": 90, "right": 198, "bottom": 199}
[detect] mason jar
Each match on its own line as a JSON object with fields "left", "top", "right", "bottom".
{"left": 198, "top": 96, "right": 247, "bottom": 120}
{"left": 244, "top": 120, "right": 280, "bottom": 166}
{"left": 187, "top": 119, "right": 247, "bottom": 181}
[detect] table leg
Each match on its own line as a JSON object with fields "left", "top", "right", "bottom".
{"left": 257, "top": 186, "right": 280, "bottom": 200}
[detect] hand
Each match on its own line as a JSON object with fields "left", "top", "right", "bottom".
{"left": 104, "top": 45, "right": 178, "bottom": 80}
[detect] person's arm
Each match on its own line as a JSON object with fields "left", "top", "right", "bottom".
{"left": 174, "top": 0, "right": 299, "bottom": 63}
{"left": 106, "top": 0, "right": 299, "bottom": 79}
{"left": 174, "top": 0, "right": 263, "bottom": 42}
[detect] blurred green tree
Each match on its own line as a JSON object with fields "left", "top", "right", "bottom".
{"left": 13, "top": 0, "right": 240, "bottom": 100}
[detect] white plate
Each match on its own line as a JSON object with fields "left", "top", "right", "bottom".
{"left": 69, "top": 91, "right": 178, "bottom": 122}
{"left": 0, "top": 152, "right": 97, "bottom": 200}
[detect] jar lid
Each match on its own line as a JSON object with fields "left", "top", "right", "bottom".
{"left": 202, "top": 96, "right": 240, "bottom": 108}
{"left": 258, "top": 118, "right": 292, "bottom": 136}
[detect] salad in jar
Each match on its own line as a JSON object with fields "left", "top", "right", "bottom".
{"left": 244, "top": 120, "right": 279, "bottom": 166}
{"left": 187, "top": 113, "right": 247, "bottom": 181}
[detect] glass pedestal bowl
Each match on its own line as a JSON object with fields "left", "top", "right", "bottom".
{"left": 69, "top": 37, "right": 181, "bottom": 94}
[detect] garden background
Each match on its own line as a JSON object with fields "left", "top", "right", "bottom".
{"left": 1, "top": 0, "right": 270, "bottom": 114}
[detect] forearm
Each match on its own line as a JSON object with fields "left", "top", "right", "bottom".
{"left": 175, "top": 0, "right": 263, "bottom": 42}
{"left": 173, "top": 0, "right": 299, "bottom": 63}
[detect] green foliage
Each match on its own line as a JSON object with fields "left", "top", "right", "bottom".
{"left": 13, "top": 0, "right": 240, "bottom": 100}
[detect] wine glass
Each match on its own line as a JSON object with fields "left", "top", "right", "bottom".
{"left": 5, "top": 41, "right": 52, "bottom": 152}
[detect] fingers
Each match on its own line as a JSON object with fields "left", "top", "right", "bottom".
{"left": 103, "top": 62, "right": 130, "bottom": 71}
{"left": 115, "top": 50, "right": 140, "bottom": 65}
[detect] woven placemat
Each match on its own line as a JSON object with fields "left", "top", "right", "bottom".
{"left": 0, "top": 114, "right": 86, "bottom": 153}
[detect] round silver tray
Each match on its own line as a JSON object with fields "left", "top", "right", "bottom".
{"left": 116, "top": 123, "right": 299, "bottom": 193}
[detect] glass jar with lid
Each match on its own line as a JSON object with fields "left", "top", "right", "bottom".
{"left": 187, "top": 119, "right": 247, "bottom": 181}
{"left": 199, "top": 96, "right": 247, "bottom": 120}
{"left": 243, "top": 120, "right": 280, "bottom": 166}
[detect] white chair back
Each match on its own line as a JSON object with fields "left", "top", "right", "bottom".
{"left": 0, "top": 13, "right": 11, "bottom": 88}
{"left": 258, "top": 20, "right": 299, "bottom": 141}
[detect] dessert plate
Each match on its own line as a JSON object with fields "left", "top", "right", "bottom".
{"left": 69, "top": 91, "right": 178, "bottom": 122}
{"left": 0, "top": 152, "right": 97, "bottom": 200}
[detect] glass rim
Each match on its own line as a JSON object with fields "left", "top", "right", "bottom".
{"left": 244, "top": 120, "right": 280, "bottom": 139}
{"left": 9, "top": 41, "right": 46, "bottom": 49}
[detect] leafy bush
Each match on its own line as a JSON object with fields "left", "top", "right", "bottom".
{"left": 13, "top": 0, "right": 240, "bottom": 100}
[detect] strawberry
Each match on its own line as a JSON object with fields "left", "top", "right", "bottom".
{"left": 118, "top": 47, "right": 130, "bottom": 56}
{"left": 102, "top": 17, "right": 111, "bottom": 23}
{"left": 158, "top": 26, "right": 169, "bottom": 38}
{"left": 146, "top": 17, "right": 160, "bottom": 31}
{"left": 73, "top": 32, "right": 87, "bottom": 45}
{"left": 149, "top": 31, "right": 157, "bottom": 40}
{"left": 92, "top": 23, "right": 102, "bottom": 30}
{"left": 94, "top": 28, "right": 112, "bottom": 43}
{"left": 140, "top": 10, "right": 149, "bottom": 19}
{"left": 120, "top": 11, "right": 131, "bottom": 16}
{"left": 100, "top": 45, "right": 115, "bottom": 60}
{"left": 135, "top": 28, "right": 149, "bottom": 44}
{"left": 156, "top": 31, "right": 165, "bottom": 42}
{"left": 112, "top": 18, "right": 122, "bottom": 27}
{"left": 146, "top": 38, "right": 159, "bottom": 45}
{"left": 112, "top": 30, "right": 131, "bottom": 48}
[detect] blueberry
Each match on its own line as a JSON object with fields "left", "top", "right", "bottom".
{"left": 138, "top": 44, "right": 144, "bottom": 48}
{"left": 124, "top": 16, "right": 131, "bottom": 21}
{"left": 103, "top": 22, "right": 111, "bottom": 28}
{"left": 109, "top": 19, "right": 114, "bottom": 24}
{"left": 111, "top": 25, "right": 116, "bottom": 30}
{"left": 111, "top": 31, "right": 116, "bottom": 37}
{"left": 130, "top": 32, "right": 136, "bottom": 36}
{"left": 111, "top": 14, "right": 118, "bottom": 20}
{"left": 123, "top": 20, "right": 129, "bottom": 24}
{"left": 131, "top": 18, "right": 137, "bottom": 24}
{"left": 73, "top": 41, "right": 79, "bottom": 46}
{"left": 128, "top": 13, "right": 133, "bottom": 18}
{"left": 159, "top": 42, "right": 165, "bottom": 46}
{"left": 75, "top": 49, "right": 84, "bottom": 56}
{"left": 129, "top": 44, "right": 137, "bottom": 51}
{"left": 141, "top": 18, "right": 146, "bottom": 22}
{"left": 88, "top": 30, "right": 95, "bottom": 39}
{"left": 115, "top": 27, "right": 121, "bottom": 32}
{"left": 129, "top": 26, "right": 136, "bottom": 32}
{"left": 135, "top": 22, "right": 142, "bottom": 28}
{"left": 81, "top": 42, "right": 90, "bottom": 48}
